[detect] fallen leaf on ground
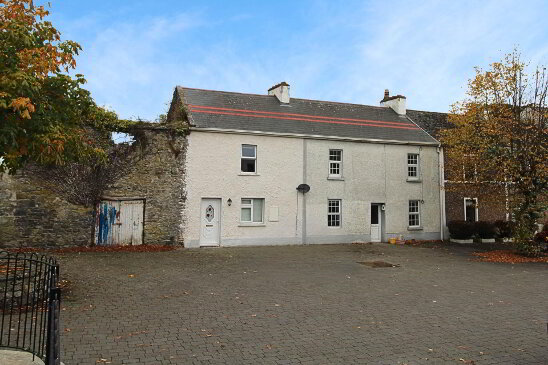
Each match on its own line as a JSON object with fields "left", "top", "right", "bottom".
{"left": 472, "top": 250, "right": 547, "bottom": 263}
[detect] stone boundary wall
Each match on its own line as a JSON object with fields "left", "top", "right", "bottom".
{"left": 0, "top": 124, "right": 187, "bottom": 248}
{"left": 0, "top": 172, "right": 93, "bottom": 248}
{"left": 102, "top": 126, "right": 187, "bottom": 245}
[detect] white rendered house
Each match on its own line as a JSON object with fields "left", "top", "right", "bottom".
{"left": 168, "top": 83, "right": 445, "bottom": 248}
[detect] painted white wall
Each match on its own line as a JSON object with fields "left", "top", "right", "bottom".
{"left": 183, "top": 131, "right": 441, "bottom": 247}
{"left": 183, "top": 131, "right": 304, "bottom": 247}
{"left": 305, "top": 140, "right": 440, "bottom": 243}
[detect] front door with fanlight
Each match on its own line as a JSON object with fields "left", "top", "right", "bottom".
{"left": 200, "top": 198, "right": 221, "bottom": 247}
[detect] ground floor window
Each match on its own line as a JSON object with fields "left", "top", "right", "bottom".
{"left": 408, "top": 200, "right": 420, "bottom": 227}
{"left": 464, "top": 198, "right": 478, "bottom": 222}
{"left": 241, "top": 198, "right": 264, "bottom": 223}
{"left": 328, "top": 199, "right": 341, "bottom": 227}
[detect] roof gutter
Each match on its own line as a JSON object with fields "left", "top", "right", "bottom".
{"left": 188, "top": 127, "right": 440, "bottom": 146}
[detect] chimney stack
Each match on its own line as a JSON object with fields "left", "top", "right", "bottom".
{"left": 380, "top": 89, "right": 406, "bottom": 115}
{"left": 268, "top": 82, "right": 290, "bottom": 103}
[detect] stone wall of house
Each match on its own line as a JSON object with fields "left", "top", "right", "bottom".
{"left": 102, "top": 125, "right": 187, "bottom": 245}
{"left": 0, "top": 172, "right": 93, "bottom": 248}
{"left": 445, "top": 186, "right": 507, "bottom": 223}
{"left": 0, "top": 124, "right": 187, "bottom": 248}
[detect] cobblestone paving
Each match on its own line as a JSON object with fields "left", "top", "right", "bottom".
{"left": 58, "top": 244, "right": 547, "bottom": 364}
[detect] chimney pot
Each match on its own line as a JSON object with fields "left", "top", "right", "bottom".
{"left": 384, "top": 89, "right": 389, "bottom": 98}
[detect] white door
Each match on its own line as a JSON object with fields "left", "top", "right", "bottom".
{"left": 120, "top": 200, "right": 144, "bottom": 245}
{"left": 370, "top": 204, "right": 381, "bottom": 242}
{"left": 200, "top": 198, "right": 221, "bottom": 247}
{"left": 95, "top": 199, "right": 144, "bottom": 246}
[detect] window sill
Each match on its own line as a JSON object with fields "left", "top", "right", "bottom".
{"left": 407, "top": 226, "right": 423, "bottom": 231}
{"left": 327, "top": 176, "right": 344, "bottom": 181}
{"left": 238, "top": 223, "right": 266, "bottom": 227}
{"left": 406, "top": 178, "right": 422, "bottom": 183}
{"left": 238, "top": 173, "right": 260, "bottom": 176}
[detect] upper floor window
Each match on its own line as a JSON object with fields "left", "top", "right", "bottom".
{"left": 462, "top": 154, "right": 478, "bottom": 182}
{"left": 328, "top": 199, "right": 341, "bottom": 227}
{"left": 329, "top": 150, "right": 342, "bottom": 178}
{"left": 408, "top": 200, "right": 420, "bottom": 227}
{"left": 407, "top": 153, "right": 419, "bottom": 179}
{"left": 241, "top": 145, "right": 257, "bottom": 173}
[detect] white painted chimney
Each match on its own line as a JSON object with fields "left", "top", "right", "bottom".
{"left": 268, "top": 82, "right": 290, "bottom": 103}
{"left": 380, "top": 89, "right": 406, "bottom": 115}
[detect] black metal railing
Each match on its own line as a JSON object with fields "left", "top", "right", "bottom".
{"left": 0, "top": 251, "right": 61, "bottom": 365}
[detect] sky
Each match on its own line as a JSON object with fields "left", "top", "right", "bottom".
{"left": 48, "top": 0, "right": 548, "bottom": 120}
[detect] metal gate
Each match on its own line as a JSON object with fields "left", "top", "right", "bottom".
{"left": 0, "top": 251, "right": 61, "bottom": 365}
{"left": 95, "top": 199, "right": 145, "bottom": 246}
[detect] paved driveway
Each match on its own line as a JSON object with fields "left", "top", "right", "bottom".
{"left": 58, "top": 244, "right": 547, "bottom": 364}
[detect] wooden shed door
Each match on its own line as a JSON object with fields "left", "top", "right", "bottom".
{"left": 95, "top": 199, "right": 144, "bottom": 246}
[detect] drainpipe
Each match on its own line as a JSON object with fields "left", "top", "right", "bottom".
{"left": 437, "top": 146, "right": 446, "bottom": 240}
{"left": 302, "top": 139, "right": 308, "bottom": 244}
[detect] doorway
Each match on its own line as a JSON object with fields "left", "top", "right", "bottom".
{"left": 370, "top": 203, "right": 382, "bottom": 242}
{"left": 200, "top": 198, "right": 221, "bottom": 247}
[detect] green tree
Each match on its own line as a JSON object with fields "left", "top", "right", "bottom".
{"left": 0, "top": 0, "right": 131, "bottom": 173}
{"left": 442, "top": 51, "right": 547, "bottom": 255}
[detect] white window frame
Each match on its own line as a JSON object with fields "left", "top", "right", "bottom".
{"left": 241, "top": 144, "right": 257, "bottom": 174}
{"left": 463, "top": 197, "right": 479, "bottom": 222}
{"left": 240, "top": 198, "right": 264, "bottom": 224}
{"left": 462, "top": 154, "right": 478, "bottom": 182}
{"left": 408, "top": 200, "right": 420, "bottom": 227}
{"left": 407, "top": 153, "right": 420, "bottom": 180}
{"left": 327, "top": 199, "right": 342, "bottom": 227}
{"left": 328, "top": 149, "right": 343, "bottom": 178}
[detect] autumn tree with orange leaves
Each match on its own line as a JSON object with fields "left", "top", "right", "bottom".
{"left": 0, "top": 0, "right": 131, "bottom": 173}
{"left": 441, "top": 51, "right": 547, "bottom": 256}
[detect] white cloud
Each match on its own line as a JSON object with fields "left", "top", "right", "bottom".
{"left": 336, "top": 0, "right": 548, "bottom": 111}
{"left": 57, "top": 0, "right": 547, "bottom": 119}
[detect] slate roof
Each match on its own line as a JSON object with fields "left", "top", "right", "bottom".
{"left": 406, "top": 109, "right": 452, "bottom": 139}
{"left": 178, "top": 86, "right": 439, "bottom": 145}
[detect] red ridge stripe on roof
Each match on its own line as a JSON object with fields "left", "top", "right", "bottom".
{"left": 189, "top": 108, "right": 421, "bottom": 131}
{"left": 188, "top": 104, "right": 413, "bottom": 127}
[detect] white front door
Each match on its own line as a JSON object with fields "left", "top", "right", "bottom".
{"left": 200, "top": 198, "right": 221, "bottom": 247}
{"left": 370, "top": 204, "right": 381, "bottom": 242}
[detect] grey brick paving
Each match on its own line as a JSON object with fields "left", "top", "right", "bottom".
{"left": 57, "top": 244, "right": 547, "bottom": 364}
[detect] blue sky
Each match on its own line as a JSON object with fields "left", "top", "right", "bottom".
{"left": 48, "top": 0, "right": 548, "bottom": 120}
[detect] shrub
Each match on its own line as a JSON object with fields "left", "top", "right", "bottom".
{"left": 516, "top": 240, "right": 543, "bottom": 257}
{"left": 448, "top": 220, "right": 474, "bottom": 239}
{"left": 494, "top": 220, "right": 515, "bottom": 238}
{"left": 474, "top": 221, "right": 496, "bottom": 239}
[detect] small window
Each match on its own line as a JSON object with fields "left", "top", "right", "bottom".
{"left": 463, "top": 163, "right": 477, "bottom": 182}
{"left": 241, "top": 198, "right": 264, "bottom": 223}
{"left": 408, "top": 200, "right": 420, "bottom": 227}
{"left": 241, "top": 145, "right": 257, "bottom": 173}
{"left": 329, "top": 150, "right": 342, "bottom": 177}
{"left": 407, "top": 153, "right": 419, "bottom": 179}
{"left": 327, "top": 199, "right": 341, "bottom": 227}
